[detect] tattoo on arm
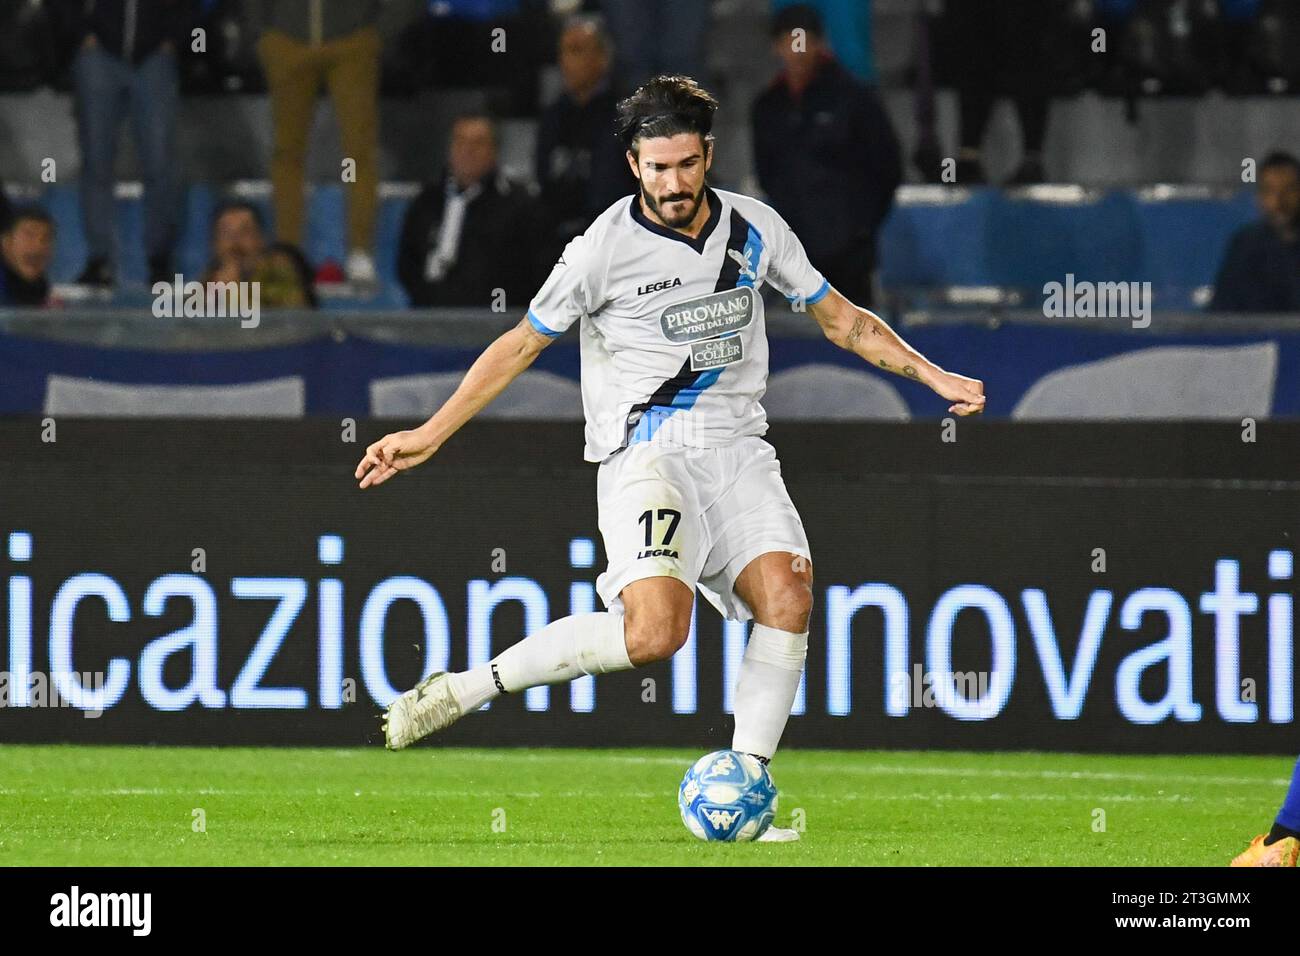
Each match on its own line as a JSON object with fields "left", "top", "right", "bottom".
{"left": 845, "top": 313, "right": 867, "bottom": 350}
{"left": 845, "top": 311, "right": 887, "bottom": 352}
{"left": 878, "top": 358, "right": 921, "bottom": 380}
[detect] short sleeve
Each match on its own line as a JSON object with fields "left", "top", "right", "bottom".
{"left": 525, "top": 231, "right": 604, "bottom": 337}
{"left": 764, "top": 216, "right": 831, "bottom": 307}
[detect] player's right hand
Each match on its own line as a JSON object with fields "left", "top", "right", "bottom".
{"left": 355, "top": 429, "right": 439, "bottom": 489}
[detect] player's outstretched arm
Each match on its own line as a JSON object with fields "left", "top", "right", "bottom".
{"left": 355, "top": 316, "right": 557, "bottom": 488}
{"left": 807, "top": 288, "right": 986, "bottom": 416}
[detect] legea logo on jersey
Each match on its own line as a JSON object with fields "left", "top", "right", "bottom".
{"left": 637, "top": 277, "right": 682, "bottom": 295}
{"left": 659, "top": 287, "right": 754, "bottom": 344}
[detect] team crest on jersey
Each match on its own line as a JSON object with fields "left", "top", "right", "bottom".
{"left": 659, "top": 287, "right": 754, "bottom": 344}
{"left": 728, "top": 247, "right": 758, "bottom": 284}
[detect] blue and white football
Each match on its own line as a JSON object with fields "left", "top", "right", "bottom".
{"left": 678, "top": 749, "right": 778, "bottom": 842}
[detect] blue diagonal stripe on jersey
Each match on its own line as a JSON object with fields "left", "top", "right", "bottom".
{"left": 627, "top": 368, "right": 723, "bottom": 444}
{"left": 622, "top": 204, "right": 759, "bottom": 449}
{"left": 713, "top": 209, "right": 750, "bottom": 291}
{"left": 734, "top": 222, "right": 765, "bottom": 290}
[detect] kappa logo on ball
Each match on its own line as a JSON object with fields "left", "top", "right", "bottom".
{"left": 708, "top": 753, "right": 737, "bottom": 776}
{"left": 701, "top": 807, "right": 742, "bottom": 830}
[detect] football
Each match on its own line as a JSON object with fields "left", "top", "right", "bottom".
{"left": 678, "top": 749, "right": 778, "bottom": 842}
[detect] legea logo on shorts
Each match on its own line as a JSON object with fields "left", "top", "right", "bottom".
{"left": 659, "top": 287, "right": 753, "bottom": 344}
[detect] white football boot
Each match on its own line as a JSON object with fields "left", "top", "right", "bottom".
{"left": 757, "top": 825, "right": 801, "bottom": 843}
{"left": 383, "top": 671, "right": 463, "bottom": 750}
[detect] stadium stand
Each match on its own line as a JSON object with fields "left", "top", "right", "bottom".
{"left": 1, "top": 0, "right": 1298, "bottom": 420}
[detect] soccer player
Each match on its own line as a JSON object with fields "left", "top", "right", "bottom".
{"left": 1231, "top": 756, "right": 1300, "bottom": 866}
{"left": 356, "top": 76, "right": 985, "bottom": 841}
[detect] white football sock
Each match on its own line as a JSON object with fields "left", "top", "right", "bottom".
{"left": 447, "top": 611, "right": 632, "bottom": 712}
{"left": 731, "top": 623, "right": 809, "bottom": 761}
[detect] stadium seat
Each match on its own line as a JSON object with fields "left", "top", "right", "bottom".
{"left": 1011, "top": 340, "right": 1278, "bottom": 419}
{"left": 764, "top": 364, "right": 911, "bottom": 421}
{"left": 23, "top": 179, "right": 1266, "bottom": 311}
{"left": 370, "top": 369, "right": 582, "bottom": 420}
{"left": 44, "top": 375, "right": 307, "bottom": 417}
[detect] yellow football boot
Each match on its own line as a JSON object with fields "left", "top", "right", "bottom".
{"left": 1230, "top": 835, "right": 1299, "bottom": 867}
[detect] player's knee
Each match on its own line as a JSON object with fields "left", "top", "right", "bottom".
{"left": 624, "top": 606, "right": 692, "bottom": 665}
{"left": 765, "top": 578, "right": 814, "bottom": 632}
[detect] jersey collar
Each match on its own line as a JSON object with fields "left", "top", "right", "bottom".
{"left": 628, "top": 186, "right": 722, "bottom": 254}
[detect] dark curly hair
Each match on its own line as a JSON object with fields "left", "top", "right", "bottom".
{"left": 615, "top": 74, "right": 720, "bottom": 157}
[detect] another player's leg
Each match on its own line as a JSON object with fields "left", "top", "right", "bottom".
{"left": 730, "top": 550, "right": 813, "bottom": 842}
{"left": 1231, "top": 755, "right": 1300, "bottom": 866}
{"left": 384, "top": 576, "right": 693, "bottom": 749}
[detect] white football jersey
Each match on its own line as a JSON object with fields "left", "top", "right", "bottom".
{"left": 526, "top": 186, "right": 830, "bottom": 462}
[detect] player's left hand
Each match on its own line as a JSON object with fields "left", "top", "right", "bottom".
{"left": 933, "top": 371, "right": 985, "bottom": 416}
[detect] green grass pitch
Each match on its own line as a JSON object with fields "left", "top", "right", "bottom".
{"left": 0, "top": 746, "right": 1289, "bottom": 866}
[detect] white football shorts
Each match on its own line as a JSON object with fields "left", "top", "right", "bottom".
{"left": 594, "top": 435, "right": 811, "bottom": 622}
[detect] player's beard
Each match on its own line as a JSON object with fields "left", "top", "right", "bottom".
{"left": 642, "top": 180, "right": 706, "bottom": 229}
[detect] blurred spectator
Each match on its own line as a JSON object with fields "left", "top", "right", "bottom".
{"left": 394, "top": 0, "right": 548, "bottom": 114}
{"left": 0, "top": 206, "right": 55, "bottom": 308}
{"left": 258, "top": 242, "right": 320, "bottom": 309}
{"left": 601, "top": 0, "right": 709, "bottom": 93}
{"left": 0, "top": 0, "right": 60, "bottom": 91}
{"left": 936, "top": 0, "right": 1054, "bottom": 185}
{"left": 204, "top": 201, "right": 268, "bottom": 283}
{"left": 1227, "top": 0, "right": 1300, "bottom": 95}
{"left": 203, "top": 200, "right": 316, "bottom": 308}
{"left": 397, "top": 113, "right": 543, "bottom": 308}
{"left": 535, "top": 15, "right": 633, "bottom": 263}
{"left": 1212, "top": 152, "right": 1300, "bottom": 313}
{"left": 70, "top": 0, "right": 193, "bottom": 288}
{"left": 0, "top": 191, "right": 12, "bottom": 232}
{"left": 1096, "top": 0, "right": 1220, "bottom": 96}
{"left": 752, "top": 4, "right": 901, "bottom": 308}
{"left": 772, "top": 0, "right": 875, "bottom": 83}
{"left": 251, "top": 0, "right": 381, "bottom": 284}
{"left": 909, "top": 3, "right": 943, "bottom": 183}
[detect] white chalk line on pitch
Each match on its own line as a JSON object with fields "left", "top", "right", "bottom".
{"left": 442, "top": 750, "right": 1291, "bottom": 787}
{"left": 0, "top": 757, "right": 1285, "bottom": 795}
{"left": 827, "top": 763, "right": 1290, "bottom": 788}
{"left": 0, "top": 787, "right": 644, "bottom": 801}
{"left": 0, "top": 769, "right": 1285, "bottom": 793}
{"left": 0, "top": 786, "right": 635, "bottom": 799}
{"left": 2, "top": 747, "right": 1285, "bottom": 790}
{"left": 0, "top": 787, "right": 1248, "bottom": 805}
{"left": 830, "top": 792, "right": 1199, "bottom": 803}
